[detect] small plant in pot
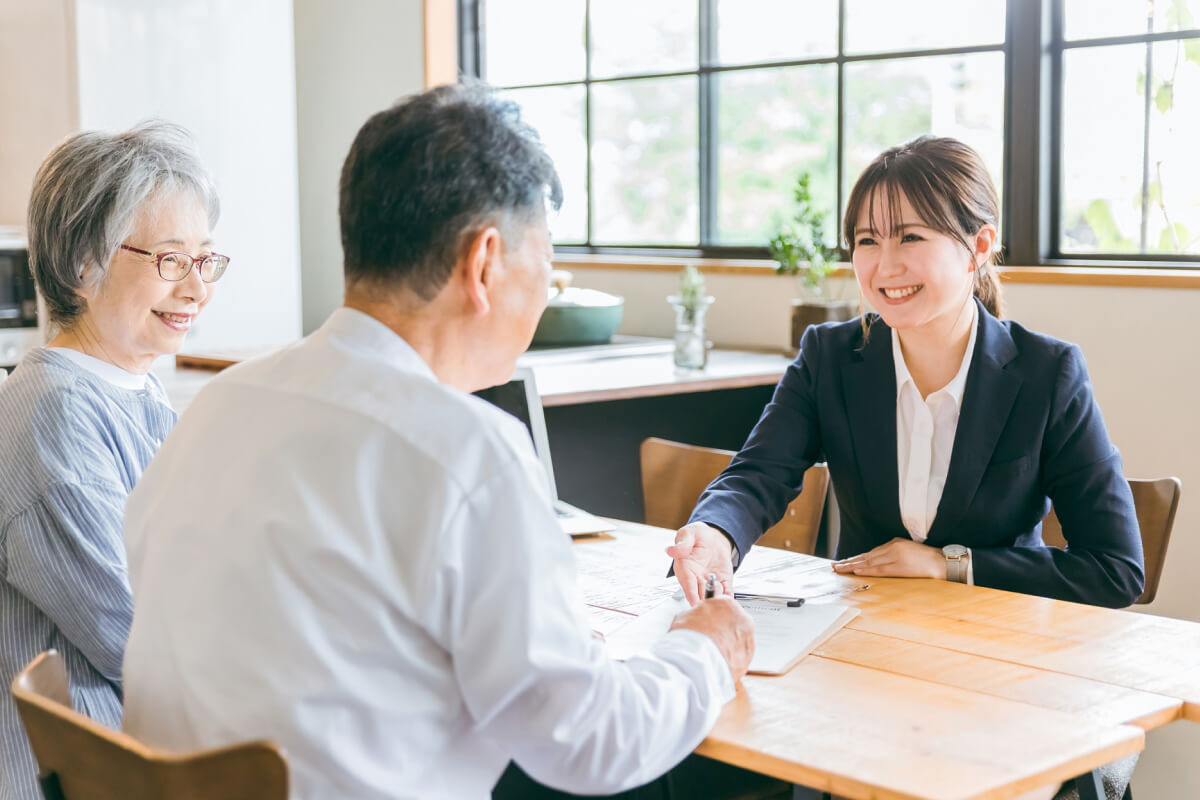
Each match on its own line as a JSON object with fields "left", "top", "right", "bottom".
{"left": 768, "top": 173, "right": 855, "bottom": 354}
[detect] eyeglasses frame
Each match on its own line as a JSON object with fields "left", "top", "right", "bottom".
{"left": 118, "top": 243, "right": 230, "bottom": 283}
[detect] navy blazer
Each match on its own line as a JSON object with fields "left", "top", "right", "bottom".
{"left": 691, "top": 299, "right": 1145, "bottom": 608}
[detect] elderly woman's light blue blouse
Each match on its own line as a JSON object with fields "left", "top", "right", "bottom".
{"left": 0, "top": 347, "right": 176, "bottom": 800}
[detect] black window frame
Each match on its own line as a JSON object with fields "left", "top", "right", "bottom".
{"left": 460, "top": 0, "right": 1200, "bottom": 267}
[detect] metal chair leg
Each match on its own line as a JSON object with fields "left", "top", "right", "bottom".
{"left": 1074, "top": 769, "right": 1105, "bottom": 800}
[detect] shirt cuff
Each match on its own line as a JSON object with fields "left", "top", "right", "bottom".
{"left": 657, "top": 628, "right": 737, "bottom": 703}
{"left": 966, "top": 547, "right": 975, "bottom": 585}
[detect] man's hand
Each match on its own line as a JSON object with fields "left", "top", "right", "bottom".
{"left": 666, "top": 522, "right": 735, "bottom": 605}
{"left": 832, "top": 538, "right": 947, "bottom": 579}
{"left": 669, "top": 595, "right": 755, "bottom": 682}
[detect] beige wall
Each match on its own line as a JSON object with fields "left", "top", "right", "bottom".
{"left": 568, "top": 265, "right": 1200, "bottom": 796}
{"left": 292, "top": 0, "right": 427, "bottom": 334}
{"left": 0, "top": 0, "right": 78, "bottom": 226}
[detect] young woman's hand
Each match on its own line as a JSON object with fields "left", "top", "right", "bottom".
{"left": 833, "top": 538, "right": 948, "bottom": 580}
{"left": 666, "top": 522, "right": 735, "bottom": 605}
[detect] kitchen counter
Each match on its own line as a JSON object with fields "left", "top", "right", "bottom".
{"left": 166, "top": 339, "right": 794, "bottom": 411}
{"left": 160, "top": 341, "right": 796, "bottom": 524}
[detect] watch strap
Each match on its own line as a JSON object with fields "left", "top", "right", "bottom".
{"left": 946, "top": 551, "right": 967, "bottom": 583}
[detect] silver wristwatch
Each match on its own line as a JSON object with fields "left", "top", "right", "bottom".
{"left": 942, "top": 544, "right": 969, "bottom": 583}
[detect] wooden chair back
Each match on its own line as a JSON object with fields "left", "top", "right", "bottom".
{"left": 640, "top": 437, "right": 829, "bottom": 554}
{"left": 11, "top": 651, "right": 288, "bottom": 800}
{"left": 1040, "top": 477, "right": 1181, "bottom": 605}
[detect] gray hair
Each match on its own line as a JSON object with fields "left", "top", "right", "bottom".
{"left": 26, "top": 120, "right": 220, "bottom": 328}
{"left": 339, "top": 81, "right": 562, "bottom": 298}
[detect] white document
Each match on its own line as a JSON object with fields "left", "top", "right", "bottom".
{"left": 603, "top": 595, "right": 860, "bottom": 675}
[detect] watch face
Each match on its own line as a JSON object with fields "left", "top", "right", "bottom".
{"left": 943, "top": 544, "right": 968, "bottom": 558}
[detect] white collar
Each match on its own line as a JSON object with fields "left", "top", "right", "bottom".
{"left": 891, "top": 300, "right": 978, "bottom": 407}
{"left": 318, "top": 307, "right": 438, "bottom": 382}
{"left": 48, "top": 347, "right": 149, "bottom": 390}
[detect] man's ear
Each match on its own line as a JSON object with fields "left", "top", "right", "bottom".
{"left": 460, "top": 226, "right": 503, "bottom": 315}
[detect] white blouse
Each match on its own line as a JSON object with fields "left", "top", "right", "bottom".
{"left": 892, "top": 302, "right": 978, "bottom": 581}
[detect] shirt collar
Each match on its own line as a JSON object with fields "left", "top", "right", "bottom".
{"left": 317, "top": 306, "right": 438, "bottom": 383}
{"left": 891, "top": 300, "right": 979, "bottom": 408}
{"left": 46, "top": 347, "right": 148, "bottom": 390}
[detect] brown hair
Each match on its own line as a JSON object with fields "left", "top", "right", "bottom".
{"left": 842, "top": 135, "right": 1004, "bottom": 323}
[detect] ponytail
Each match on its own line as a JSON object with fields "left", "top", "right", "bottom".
{"left": 973, "top": 260, "right": 1005, "bottom": 319}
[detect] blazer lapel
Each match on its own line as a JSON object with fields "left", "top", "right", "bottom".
{"left": 926, "top": 303, "right": 1022, "bottom": 543}
{"left": 840, "top": 320, "right": 902, "bottom": 530}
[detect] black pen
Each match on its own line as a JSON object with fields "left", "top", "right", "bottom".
{"left": 704, "top": 573, "right": 717, "bottom": 599}
{"left": 734, "top": 592, "right": 805, "bottom": 608}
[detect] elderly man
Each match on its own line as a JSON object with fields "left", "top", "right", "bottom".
{"left": 120, "top": 83, "right": 754, "bottom": 800}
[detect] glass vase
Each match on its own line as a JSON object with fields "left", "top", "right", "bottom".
{"left": 667, "top": 294, "right": 714, "bottom": 369}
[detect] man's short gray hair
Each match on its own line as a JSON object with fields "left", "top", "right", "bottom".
{"left": 26, "top": 121, "right": 220, "bottom": 328}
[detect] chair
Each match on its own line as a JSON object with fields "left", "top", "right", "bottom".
{"left": 12, "top": 651, "right": 287, "bottom": 800}
{"left": 639, "top": 437, "right": 829, "bottom": 555}
{"left": 1040, "top": 477, "right": 1181, "bottom": 605}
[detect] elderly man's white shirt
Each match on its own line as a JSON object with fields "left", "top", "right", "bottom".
{"left": 122, "top": 308, "right": 734, "bottom": 800}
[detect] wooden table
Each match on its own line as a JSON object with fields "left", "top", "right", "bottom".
{"left": 575, "top": 522, "right": 1200, "bottom": 800}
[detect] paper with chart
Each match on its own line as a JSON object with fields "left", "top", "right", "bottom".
{"left": 602, "top": 594, "right": 860, "bottom": 675}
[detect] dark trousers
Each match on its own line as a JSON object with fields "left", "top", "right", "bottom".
{"left": 492, "top": 754, "right": 791, "bottom": 800}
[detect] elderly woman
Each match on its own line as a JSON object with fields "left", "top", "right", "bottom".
{"left": 0, "top": 122, "right": 226, "bottom": 799}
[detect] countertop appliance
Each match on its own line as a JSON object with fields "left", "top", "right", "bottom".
{"left": 0, "top": 228, "right": 41, "bottom": 369}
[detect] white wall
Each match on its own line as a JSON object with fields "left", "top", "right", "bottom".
{"left": 73, "top": 0, "right": 303, "bottom": 352}
{"left": 568, "top": 264, "right": 1200, "bottom": 797}
{"left": 293, "top": 0, "right": 426, "bottom": 334}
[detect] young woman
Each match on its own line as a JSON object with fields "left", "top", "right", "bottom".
{"left": 668, "top": 135, "right": 1142, "bottom": 800}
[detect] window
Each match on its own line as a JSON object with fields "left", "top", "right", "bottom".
{"left": 463, "top": 0, "right": 1200, "bottom": 265}
{"left": 1055, "top": 0, "right": 1200, "bottom": 257}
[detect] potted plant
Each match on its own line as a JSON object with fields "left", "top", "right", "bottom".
{"left": 768, "top": 173, "right": 855, "bottom": 354}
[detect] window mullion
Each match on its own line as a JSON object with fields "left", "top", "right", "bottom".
{"left": 836, "top": 0, "right": 846, "bottom": 252}
{"left": 1003, "top": 0, "right": 1051, "bottom": 265}
{"left": 699, "top": 0, "right": 717, "bottom": 246}
{"left": 584, "top": 0, "right": 594, "bottom": 246}
{"left": 458, "top": 0, "right": 482, "bottom": 78}
{"left": 1138, "top": 24, "right": 1155, "bottom": 252}
{"left": 1047, "top": 0, "right": 1065, "bottom": 259}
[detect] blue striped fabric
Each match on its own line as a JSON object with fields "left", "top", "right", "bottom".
{"left": 0, "top": 348, "right": 176, "bottom": 800}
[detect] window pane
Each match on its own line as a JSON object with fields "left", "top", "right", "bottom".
{"left": 716, "top": 0, "right": 838, "bottom": 64}
{"left": 1064, "top": 0, "right": 1200, "bottom": 41}
{"left": 844, "top": 53, "right": 1005, "bottom": 230}
{"left": 716, "top": 66, "right": 838, "bottom": 246}
{"left": 1061, "top": 42, "right": 1200, "bottom": 255}
{"left": 591, "top": 77, "right": 698, "bottom": 244}
{"left": 590, "top": 0, "right": 697, "bottom": 78}
{"left": 502, "top": 86, "right": 588, "bottom": 244}
{"left": 484, "top": 0, "right": 585, "bottom": 85}
{"left": 845, "top": 0, "right": 1006, "bottom": 54}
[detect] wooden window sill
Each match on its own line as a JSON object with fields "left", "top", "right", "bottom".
{"left": 553, "top": 253, "right": 1200, "bottom": 289}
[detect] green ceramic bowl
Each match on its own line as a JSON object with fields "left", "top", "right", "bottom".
{"left": 532, "top": 288, "right": 624, "bottom": 346}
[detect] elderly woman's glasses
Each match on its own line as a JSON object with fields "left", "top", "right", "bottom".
{"left": 119, "top": 244, "right": 230, "bottom": 283}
